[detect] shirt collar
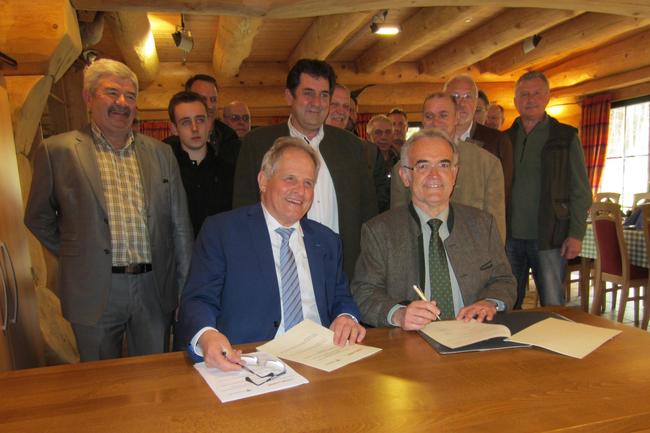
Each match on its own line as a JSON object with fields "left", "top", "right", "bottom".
{"left": 413, "top": 203, "right": 450, "bottom": 228}
{"left": 91, "top": 121, "right": 134, "bottom": 151}
{"left": 459, "top": 121, "right": 473, "bottom": 142}
{"left": 287, "top": 115, "right": 324, "bottom": 146}
{"left": 261, "top": 203, "right": 304, "bottom": 237}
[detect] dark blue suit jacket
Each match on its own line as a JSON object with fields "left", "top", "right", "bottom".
{"left": 177, "top": 203, "right": 361, "bottom": 356}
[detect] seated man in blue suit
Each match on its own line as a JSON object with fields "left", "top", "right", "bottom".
{"left": 177, "top": 137, "right": 366, "bottom": 370}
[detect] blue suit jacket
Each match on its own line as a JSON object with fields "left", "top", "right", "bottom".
{"left": 177, "top": 203, "right": 361, "bottom": 356}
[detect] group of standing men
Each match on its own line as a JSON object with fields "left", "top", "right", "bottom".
{"left": 24, "top": 55, "right": 591, "bottom": 365}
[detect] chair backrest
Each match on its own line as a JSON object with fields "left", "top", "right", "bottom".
{"left": 594, "top": 192, "right": 621, "bottom": 204}
{"left": 591, "top": 202, "right": 628, "bottom": 278}
{"left": 632, "top": 192, "right": 650, "bottom": 209}
{"left": 640, "top": 204, "right": 650, "bottom": 270}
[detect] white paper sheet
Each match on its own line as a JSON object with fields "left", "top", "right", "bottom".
{"left": 507, "top": 318, "right": 622, "bottom": 359}
{"left": 420, "top": 319, "right": 511, "bottom": 349}
{"left": 256, "top": 320, "right": 382, "bottom": 372}
{"left": 194, "top": 352, "right": 308, "bottom": 403}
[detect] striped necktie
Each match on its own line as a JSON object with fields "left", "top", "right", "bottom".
{"left": 275, "top": 227, "right": 303, "bottom": 330}
{"left": 427, "top": 219, "right": 454, "bottom": 319}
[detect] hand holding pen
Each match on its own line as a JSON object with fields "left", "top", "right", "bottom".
{"left": 390, "top": 284, "right": 442, "bottom": 331}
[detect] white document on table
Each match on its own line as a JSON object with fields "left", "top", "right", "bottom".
{"left": 507, "top": 318, "right": 622, "bottom": 359}
{"left": 420, "top": 319, "right": 511, "bottom": 349}
{"left": 194, "top": 352, "right": 308, "bottom": 403}
{"left": 256, "top": 319, "right": 382, "bottom": 372}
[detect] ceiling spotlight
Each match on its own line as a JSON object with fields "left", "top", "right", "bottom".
{"left": 172, "top": 14, "right": 194, "bottom": 63}
{"left": 370, "top": 10, "right": 400, "bottom": 36}
{"left": 522, "top": 34, "right": 542, "bottom": 54}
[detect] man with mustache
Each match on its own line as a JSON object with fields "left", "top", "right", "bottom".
{"left": 178, "top": 138, "right": 365, "bottom": 369}
{"left": 234, "top": 59, "right": 377, "bottom": 278}
{"left": 167, "top": 91, "right": 229, "bottom": 236}
{"left": 25, "top": 59, "right": 192, "bottom": 361}
{"left": 351, "top": 128, "right": 515, "bottom": 329}
{"left": 164, "top": 74, "right": 241, "bottom": 213}
{"left": 506, "top": 71, "right": 591, "bottom": 309}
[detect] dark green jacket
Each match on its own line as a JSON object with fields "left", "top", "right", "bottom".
{"left": 507, "top": 116, "right": 592, "bottom": 250}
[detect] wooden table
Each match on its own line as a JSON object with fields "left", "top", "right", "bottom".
{"left": 2, "top": 308, "right": 650, "bottom": 433}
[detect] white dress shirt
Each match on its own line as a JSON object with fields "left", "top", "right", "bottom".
{"left": 287, "top": 116, "right": 339, "bottom": 234}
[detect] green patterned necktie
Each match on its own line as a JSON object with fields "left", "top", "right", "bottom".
{"left": 427, "top": 218, "right": 454, "bottom": 320}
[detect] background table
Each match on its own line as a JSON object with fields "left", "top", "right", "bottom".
{"left": 2, "top": 308, "right": 650, "bottom": 433}
{"left": 581, "top": 224, "right": 647, "bottom": 268}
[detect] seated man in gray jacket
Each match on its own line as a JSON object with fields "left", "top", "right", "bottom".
{"left": 351, "top": 128, "right": 516, "bottom": 330}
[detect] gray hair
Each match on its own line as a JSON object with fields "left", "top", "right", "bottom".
{"left": 442, "top": 74, "right": 478, "bottom": 99}
{"left": 260, "top": 136, "right": 320, "bottom": 179}
{"left": 400, "top": 127, "right": 459, "bottom": 167}
{"left": 516, "top": 70, "right": 550, "bottom": 93}
{"left": 83, "top": 59, "right": 139, "bottom": 95}
{"left": 366, "top": 114, "right": 392, "bottom": 135}
{"left": 422, "top": 92, "right": 457, "bottom": 112}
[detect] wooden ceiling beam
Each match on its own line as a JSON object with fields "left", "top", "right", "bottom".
{"left": 213, "top": 16, "right": 263, "bottom": 78}
{"left": 551, "top": 65, "right": 650, "bottom": 99}
{"left": 105, "top": 12, "right": 160, "bottom": 88}
{"left": 544, "top": 27, "right": 650, "bottom": 88}
{"left": 288, "top": 12, "right": 372, "bottom": 68}
{"left": 1, "top": 0, "right": 81, "bottom": 81}
{"left": 419, "top": 8, "right": 579, "bottom": 79}
{"left": 478, "top": 13, "right": 650, "bottom": 76}
{"left": 69, "top": 1, "right": 650, "bottom": 19}
{"left": 356, "top": 6, "right": 500, "bottom": 74}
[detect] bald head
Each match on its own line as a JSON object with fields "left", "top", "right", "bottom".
{"left": 223, "top": 101, "right": 251, "bottom": 138}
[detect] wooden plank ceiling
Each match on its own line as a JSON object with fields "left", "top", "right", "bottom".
{"left": 68, "top": 0, "right": 650, "bottom": 124}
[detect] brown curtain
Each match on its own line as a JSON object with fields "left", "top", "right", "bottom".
{"left": 580, "top": 93, "right": 612, "bottom": 193}
{"left": 139, "top": 120, "right": 172, "bottom": 141}
{"left": 355, "top": 113, "right": 372, "bottom": 141}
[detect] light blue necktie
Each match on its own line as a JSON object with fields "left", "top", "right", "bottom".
{"left": 276, "top": 227, "right": 303, "bottom": 330}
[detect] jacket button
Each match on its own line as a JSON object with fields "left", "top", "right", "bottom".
{"left": 104, "top": 218, "right": 109, "bottom": 224}
{"left": 103, "top": 249, "right": 110, "bottom": 254}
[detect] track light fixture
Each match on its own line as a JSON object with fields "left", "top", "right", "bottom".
{"left": 172, "top": 14, "right": 194, "bottom": 63}
{"left": 370, "top": 10, "right": 400, "bottom": 36}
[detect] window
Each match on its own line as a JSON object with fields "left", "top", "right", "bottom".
{"left": 598, "top": 100, "right": 650, "bottom": 210}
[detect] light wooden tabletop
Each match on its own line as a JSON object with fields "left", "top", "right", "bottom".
{"left": 2, "top": 307, "right": 650, "bottom": 433}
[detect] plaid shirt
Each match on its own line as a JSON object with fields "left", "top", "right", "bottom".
{"left": 91, "top": 123, "right": 152, "bottom": 265}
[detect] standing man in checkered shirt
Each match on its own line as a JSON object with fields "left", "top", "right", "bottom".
{"left": 25, "top": 59, "right": 193, "bottom": 361}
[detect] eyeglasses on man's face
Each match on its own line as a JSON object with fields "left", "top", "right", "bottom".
{"left": 403, "top": 160, "right": 454, "bottom": 174}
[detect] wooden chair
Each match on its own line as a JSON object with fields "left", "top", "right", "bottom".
{"left": 594, "top": 192, "right": 620, "bottom": 204}
{"left": 590, "top": 202, "right": 647, "bottom": 325}
{"left": 564, "top": 257, "right": 593, "bottom": 311}
{"left": 639, "top": 204, "right": 650, "bottom": 330}
{"left": 632, "top": 192, "right": 650, "bottom": 210}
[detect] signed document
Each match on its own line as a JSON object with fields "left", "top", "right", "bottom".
{"left": 421, "top": 320, "right": 511, "bottom": 349}
{"left": 257, "top": 320, "right": 382, "bottom": 372}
